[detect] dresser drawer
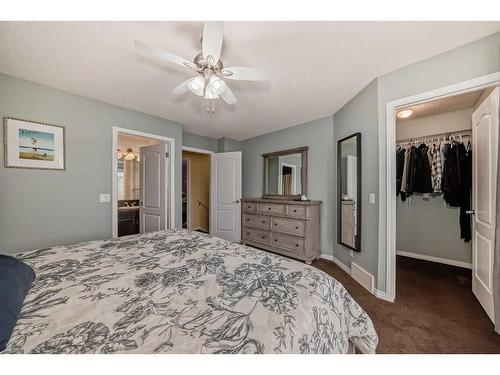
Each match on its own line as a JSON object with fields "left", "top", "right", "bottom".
{"left": 271, "top": 217, "right": 305, "bottom": 236}
{"left": 243, "top": 202, "right": 257, "bottom": 213}
{"left": 257, "top": 203, "right": 285, "bottom": 215}
{"left": 287, "top": 205, "right": 307, "bottom": 218}
{"left": 243, "top": 214, "right": 270, "bottom": 229}
{"left": 243, "top": 228, "right": 269, "bottom": 245}
{"left": 271, "top": 233, "right": 305, "bottom": 253}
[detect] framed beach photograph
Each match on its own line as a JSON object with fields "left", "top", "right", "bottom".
{"left": 3, "top": 117, "right": 65, "bottom": 170}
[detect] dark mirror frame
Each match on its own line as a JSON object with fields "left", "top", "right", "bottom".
{"left": 262, "top": 146, "right": 308, "bottom": 200}
{"left": 337, "top": 133, "right": 361, "bottom": 251}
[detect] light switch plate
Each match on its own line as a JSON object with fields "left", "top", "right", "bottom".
{"left": 99, "top": 193, "right": 111, "bottom": 203}
{"left": 369, "top": 193, "right": 376, "bottom": 205}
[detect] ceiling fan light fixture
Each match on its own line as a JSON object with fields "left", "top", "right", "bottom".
{"left": 208, "top": 74, "right": 226, "bottom": 96}
{"left": 397, "top": 109, "right": 414, "bottom": 119}
{"left": 188, "top": 75, "right": 206, "bottom": 96}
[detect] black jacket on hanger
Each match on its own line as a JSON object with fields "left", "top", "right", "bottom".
{"left": 411, "top": 143, "right": 433, "bottom": 194}
{"left": 396, "top": 148, "right": 405, "bottom": 196}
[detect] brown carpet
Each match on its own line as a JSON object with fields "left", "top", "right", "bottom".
{"left": 312, "top": 255, "right": 500, "bottom": 353}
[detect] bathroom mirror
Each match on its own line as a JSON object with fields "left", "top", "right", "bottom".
{"left": 117, "top": 159, "right": 140, "bottom": 201}
{"left": 263, "top": 147, "right": 308, "bottom": 199}
{"left": 337, "top": 133, "right": 361, "bottom": 251}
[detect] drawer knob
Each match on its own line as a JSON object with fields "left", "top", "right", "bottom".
{"left": 293, "top": 209, "right": 297, "bottom": 212}
{"left": 262, "top": 236, "right": 265, "bottom": 239}
{"left": 262, "top": 221, "right": 266, "bottom": 224}
{"left": 268, "top": 207, "right": 272, "bottom": 210}
{"left": 274, "top": 223, "right": 278, "bottom": 226}
{"left": 295, "top": 226, "right": 299, "bottom": 229}
{"left": 274, "top": 239, "right": 278, "bottom": 242}
{"left": 246, "top": 232, "right": 249, "bottom": 235}
{"left": 295, "top": 244, "right": 299, "bottom": 247}
{"left": 246, "top": 218, "right": 249, "bottom": 221}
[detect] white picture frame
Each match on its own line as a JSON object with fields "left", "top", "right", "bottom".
{"left": 3, "top": 117, "right": 65, "bottom": 170}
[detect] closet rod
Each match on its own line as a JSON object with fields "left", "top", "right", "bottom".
{"left": 396, "top": 128, "right": 471, "bottom": 145}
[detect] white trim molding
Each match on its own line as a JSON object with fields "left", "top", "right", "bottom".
{"left": 112, "top": 126, "right": 176, "bottom": 238}
{"left": 396, "top": 250, "right": 472, "bottom": 269}
{"left": 320, "top": 253, "right": 352, "bottom": 275}
{"left": 319, "top": 253, "right": 395, "bottom": 301}
{"left": 182, "top": 146, "right": 214, "bottom": 155}
{"left": 383, "top": 72, "right": 500, "bottom": 302}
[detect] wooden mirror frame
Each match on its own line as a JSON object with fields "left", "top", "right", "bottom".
{"left": 337, "top": 133, "right": 362, "bottom": 252}
{"left": 262, "top": 146, "right": 308, "bottom": 200}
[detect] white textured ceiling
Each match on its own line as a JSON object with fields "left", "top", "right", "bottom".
{"left": 398, "top": 89, "right": 485, "bottom": 121}
{"left": 1, "top": 21, "right": 499, "bottom": 140}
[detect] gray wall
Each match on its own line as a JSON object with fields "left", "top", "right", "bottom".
{"left": 333, "top": 79, "right": 380, "bottom": 279}
{"left": 0, "top": 73, "right": 183, "bottom": 254}
{"left": 217, "top": 137, "right": 242, "bottom": 152}
{"left": 241, "top": 116, "right": 335, "bottom": 256}
{"left": 182, "top": 131, "right": 218, "bottom": 152}
{"left": 396, "top": 108, "right": 473, "bottom": 264}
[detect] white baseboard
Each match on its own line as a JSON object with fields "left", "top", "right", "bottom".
{"left": 374, "top": 289, "right": 394, "bottom": 302}
{"left": 320, "top": 253, "right": 395, "bottom": 303}
{"left": 396, "top": 250, "right": 472, "bottom": 269}
{"left": 320, "top": 253, "right": 351, "bottom": 275}
{"left": 351, "top": 262, "right": 374, "bottom": 294}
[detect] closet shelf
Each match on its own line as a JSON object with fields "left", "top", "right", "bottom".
{"left": 396, "top": 128, "right": 471, "bottom": 146}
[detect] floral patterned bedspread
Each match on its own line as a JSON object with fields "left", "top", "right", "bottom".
{"left": 5, "top": 229, "right": 378, "bottom": 354}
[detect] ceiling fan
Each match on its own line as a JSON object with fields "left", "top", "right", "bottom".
{"left": 135, "top": 22, "right": 270, "bottom": 113}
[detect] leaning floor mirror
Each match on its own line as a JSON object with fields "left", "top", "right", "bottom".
{"left": 337, "top": 133, "right": 361, "bottom": 251}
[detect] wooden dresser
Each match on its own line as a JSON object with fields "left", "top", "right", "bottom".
{"left": 241, "top": 198, "right": 321, "bottom": 264}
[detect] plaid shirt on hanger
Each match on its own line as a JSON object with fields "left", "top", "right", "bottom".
{"left": 431, "top": 143, "right": 442, "bottom": 193}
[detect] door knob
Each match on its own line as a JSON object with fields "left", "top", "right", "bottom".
{"left": 466, "top": 210, "right": 475, "bottom": 215}
{"left": 233, "top": 199, "right": 240, "bottom": 204}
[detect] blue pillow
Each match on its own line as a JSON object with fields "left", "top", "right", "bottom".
{"left": 0, "top": 254, "right": 35, "bottom": 352}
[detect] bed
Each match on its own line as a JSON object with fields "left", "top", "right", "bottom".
{"left": 4, "top": 229, "right": 378, "bottom": 354}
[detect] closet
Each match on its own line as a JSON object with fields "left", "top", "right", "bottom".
{"left": 396, "top": 105, "right": 475, "bottom": 267}
{"left": 394, "top": 86, "right": 499, "bottom": 324}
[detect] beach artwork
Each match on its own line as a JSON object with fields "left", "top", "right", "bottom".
{"left": 4, "top": 117, "right": 65, "bottom": 170}
{"left": 18, "top": 128, "right": 55, "bottom": 161}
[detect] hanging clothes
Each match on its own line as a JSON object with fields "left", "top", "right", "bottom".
{"left": 396, "top": 133, "right": 472, "bottom": 243}
{"left": 459, "top": 143, "right": 472, "bottom": 242}
{"left": 400, "top": 148, "right": 411, "bottom": 201}
{"left": 396, "top": 148, "right": 406, "bottom": 196}
{"left": 411, "top": 143, "right": 433, "bottom": 194}
{"left": 431, "top": 143, "right": 442, "bottom": 194}
{"left": 442, "top": 142, "right": 461, "bottom": 206}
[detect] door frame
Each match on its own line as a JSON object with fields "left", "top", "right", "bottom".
{"left": 383, "top": 72, "right": 500, "bottom": 302}
{"left": 278, "top": 162, "right": 297, "bottom": 195}
{"left": 181, "top": 146, "right": 214, "bottom": 232}
{"left": 112, "top": 126, "right": 176, "bottom": 237}
{"left": 182, "top": 157, "right": 191, "bottom": 229}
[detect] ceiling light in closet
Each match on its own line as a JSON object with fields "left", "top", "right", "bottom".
{"left": 397, "top": 109, "right": 413, "bottom": 119}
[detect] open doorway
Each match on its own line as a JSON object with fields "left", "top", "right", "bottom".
{"left": 112, "top": 127, "right": 175, "bottom": 237}
{"left": 389, "top": 83, "right": 499, "bottom": 326}
{"left": 182, "top": 148, "right": 211, "bottom": 233}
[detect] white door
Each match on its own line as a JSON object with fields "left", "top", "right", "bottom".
{"left": 140, "top": 142, "right": 167, "bottom": 234}
{"left": 472, "top": 87, "right": 499, "bottom": 322}
{"left": 210, "top": 151, "right": 242, "bottom": 242}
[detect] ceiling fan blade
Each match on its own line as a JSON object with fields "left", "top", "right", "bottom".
{"left": 135, "top": 40, "right": 195, "bottom": 70}
{"left": 172, "top": 78, "right": 194, "bottom": 95}
{"left": 202, "top": 21, "right": 224, "bottom": 64}
{"left": 222, "top": 67, "right": 270, "bottom": 81}
{"left": 219, "top": 85, "right": 237, "bottom": 105}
